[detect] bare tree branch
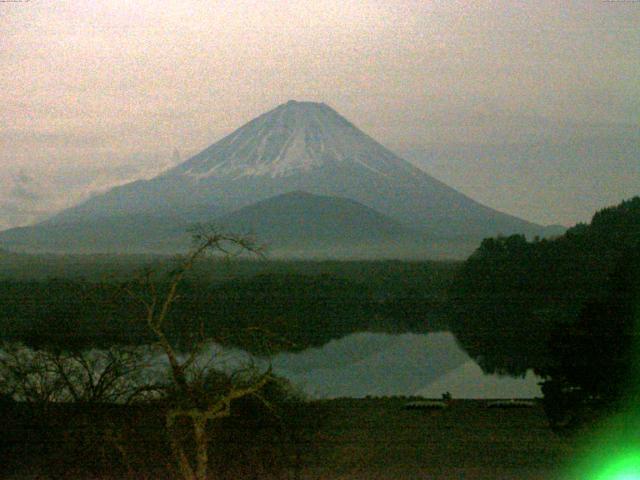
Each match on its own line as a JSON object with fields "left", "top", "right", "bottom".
{"left": 120, "top": 226, "right": 273, "bottom": 480}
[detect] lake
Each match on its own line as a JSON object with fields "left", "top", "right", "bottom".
{"left": 1, "top": 332, "right": 542, "bottom": 401}
{"left": 196, "top": 331, "right": 542, "bottom": 399}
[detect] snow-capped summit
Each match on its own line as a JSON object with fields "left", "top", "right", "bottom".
{"left": 169, "top": 100, "right": 401, "bottom": 180}
{"left": 0, "top": 101, "right": 556, "bottom": 255}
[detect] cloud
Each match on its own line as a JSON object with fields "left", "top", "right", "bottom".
{"left": 0, "top": 169, "right": 53, "bottom": 229}
{"left": 0, "top": 149, "right": 185, "bottom": 231}
{"left": 10, "top": 170, "right": 41, "bottom": 202}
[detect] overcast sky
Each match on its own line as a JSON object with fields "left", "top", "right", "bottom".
{"left": 1, "top": 0, "right": 638, "bottom": 230}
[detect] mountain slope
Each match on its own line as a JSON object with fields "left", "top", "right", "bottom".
{"left": 207, "top": 191, "right": 422, "bottom": 258}
{"left": 0, "top": 212, "right": 196, "bottom": 254}
{"left": 0, "top": 100, "right": 550, "bottom": 255}
{"left": 217, "top": 191, "right": 405, "bottom": 242}
{"left": 160, "top": 100, "right": 544, "bottom": 238}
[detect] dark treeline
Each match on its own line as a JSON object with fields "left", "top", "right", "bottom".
{"left": 540, "top": 243, "right": 640, "bottom": 430}
{"left": 448, "top": 196, "right": 640, "bottom": 378}
{"left": 0, "top": 261, "right": 458, "bottom": 354}
{"left": 0, "top": 252, "right": 458, "bottom": 286}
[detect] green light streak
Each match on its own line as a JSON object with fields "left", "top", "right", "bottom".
{"left": 564, "top": 288, "right": 640, "bottom": 480}
{"left": 592, "top": 451, "right": 640, "bottom": 480}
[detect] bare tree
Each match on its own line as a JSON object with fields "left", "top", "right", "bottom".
{"left": 122, "top": 227, "right": 275, "bottom": 480}
{"left": 0, "top": 343, "right": 151, "bottom": 405}
{"left": 0, "top": 344, "right": 66, "bottom": 405}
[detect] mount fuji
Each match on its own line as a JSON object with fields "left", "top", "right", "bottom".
{"left": 0, "top": 101, "right": 556, "bottom": 257}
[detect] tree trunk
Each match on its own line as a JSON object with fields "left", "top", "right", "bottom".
{"left": 167, "top": 414, "right": 197, "bottom": 480}
{"left": 193, "top": 416, "right": 209, "bottom": 480}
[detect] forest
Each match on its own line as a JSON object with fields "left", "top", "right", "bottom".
{"left": 448, "top": 196, "right": 640, "bottom": 429}
{"left": 448, "top": 196, "right": 640, "bottom": 376}
{"left": 0, "top": 258, "right": 456, "bottom": 353}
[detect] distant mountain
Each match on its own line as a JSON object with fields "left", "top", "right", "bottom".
{"left": 210, "top": 191, "right": 414, "bottom": 256}
{"left": 0, "top": 100, "right": 552, "bottom": 256}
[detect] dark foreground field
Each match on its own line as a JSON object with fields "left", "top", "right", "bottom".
{"left": 2, "top": 397, "right": 581, "bottom": 480}
{"left": 303, "top": 398, "right": 577, "bottom": 480}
